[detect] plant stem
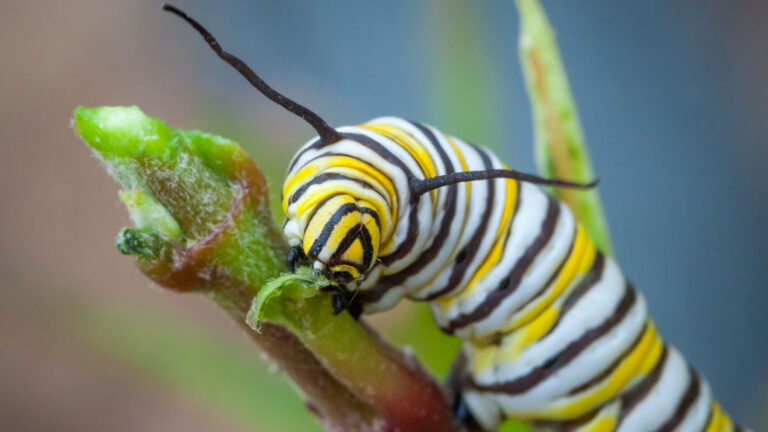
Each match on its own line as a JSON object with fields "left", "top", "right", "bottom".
{"left": 73, "top": 105, "right": 453, "bottom": 432}
{"left": 278, "top": 295, "right": 453, "bottom": 432}
{"left": 210, "top": 277, "right": 381, "bottom": 432}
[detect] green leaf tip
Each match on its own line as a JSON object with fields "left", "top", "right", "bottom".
{"left": 73, "top": 104, "right": 272, "bottom": 240}
{"left": 246, "top": 268, "right": 325, "bottom": 331}
{"left": 73, "top": 105, "right": 175, "bottom": 161}
{"left": 119, "top": 189, "right": 182, "bottom": 241}
{"left": 73, "top": 105, "right": 251, "bottom": 186}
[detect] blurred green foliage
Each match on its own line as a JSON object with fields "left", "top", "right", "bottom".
{"left": 387, "top": 303, "right": 461, "bottom": 379}
{"left": 77, "top": 304, "right": 322, "bottom": 432}
{"left": 428, "top": 0, "right": 502, "bottom": 152}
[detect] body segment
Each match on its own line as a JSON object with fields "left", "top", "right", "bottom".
{"left": 283, "top": 117, "right": 740, "bottom": 431}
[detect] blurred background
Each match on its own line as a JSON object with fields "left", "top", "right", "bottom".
{"left": 1, "top": 0, "right": 767, "bottom": 430}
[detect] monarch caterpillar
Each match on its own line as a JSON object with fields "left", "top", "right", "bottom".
{"left": 164, "top": 5, "right": 747, "bottom": 432}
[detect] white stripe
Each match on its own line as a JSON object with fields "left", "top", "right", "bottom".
{"left": 616, "top": 347, "right": 692, "bottom": 432}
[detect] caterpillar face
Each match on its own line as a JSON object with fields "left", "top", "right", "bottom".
{"left": 304, "top": 194, "right": 382, "bottom": 282}
{"left": 286, "top": 193, "right": 382, "bottom": 284}
{"left": 281, "top": 133, "right": 402, "bottom": 287}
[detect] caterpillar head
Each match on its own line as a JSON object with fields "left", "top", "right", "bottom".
{"left": 287, "top": 194, "right": 381, "bottom": 284}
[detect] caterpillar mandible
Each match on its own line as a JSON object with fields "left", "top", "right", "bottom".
{"left": 164, "top": 5, "right": 746, "bottom": 431}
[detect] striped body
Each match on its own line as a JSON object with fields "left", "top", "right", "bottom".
{"left": 282, "top": 117, "right": 740, "bottom": 431}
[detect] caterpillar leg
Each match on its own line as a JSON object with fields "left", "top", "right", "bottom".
{"left": 321, "top": 285, "right": 363, "bottom": 319}
{"left": 452, "top": 394, "right": 484, "bottom": 432}
{"left": 286, "top": 245, "right": 307, "bottom": 272}
{"left": 446, "top": 353, "right": 485, "bottom": 431}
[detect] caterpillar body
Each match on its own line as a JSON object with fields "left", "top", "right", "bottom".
{"left": 162, "top": 5, "right": 746, "bottom": 431}
{"left": 282, "top": 117, "right": 740, "bottom": 432}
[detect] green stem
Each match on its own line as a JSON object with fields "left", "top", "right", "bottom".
{"left": 267, "top": 294, "right": 453, "bottom": 432}
{"left": 210, "top": 278, "right": 380, "bottom": 432}
{"left": 73, "top": 105, "right": 453, "bottom": 432}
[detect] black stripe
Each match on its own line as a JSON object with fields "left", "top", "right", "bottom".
{"left": 444, "top": 195, "right": 560, "bottom": 333}
{"left": 566, "top": 321, "right": 649, "bottom": 395}
{"left": 617, "top": 345, "right": 669, "bottom": 425}
{"left": 474, "top": 224, "right": 576, "bottom": 345}
{"left": 329, "top": 224, "right": 362, "bottom": 263}
{"left": 474, "top": 223, "right": 575, "bottom": 347}
{"left": 533, "top": 408, "right": 600, "bottom": 432}
{"left": 378, "top": 200, "right": 421, "bottom": 265}
{"left": 539, "top": 253, "right": 606, "bottom": 340}
{"left": 359, "top": 225, "right": 374, "bottom": 270}
{"left": 305, "top": 194, "right": 341, "bottom": 231}
{"left": 468, "top": 284, "right": 637, "bottom": 395}
{"left": 341, "top": 132, "right": 423, "bottom": 267}
{"left": 372, "top": 122, "right": 459, "bottom": 288}
{"left": 296, "top": 151, "right": 397, "bottom": 208}
{"left": 342, "top": 132, "right": 416, "bottom": 179}
{"left": 462, "top": 185, "right": 525, "bottom": 337}
{"left": 510, "top": 224, "right": 578, "bottom": 315}
{"left": 287, "top": 137, "right": 322, "bottom": 173}
{"left": 308, "top": 203, "right": 359, "bottom": 258}
{"left": 358, "top": 207, "right": 382, "bottom": 233}
{"left": 424, "top": 146, "right": 499, "bottom": 301}
{"left": 657, "top": 365, "right": 701, "bottom": 432}
{"left": 289, "top": 172, "right": 379, "bottom": 205}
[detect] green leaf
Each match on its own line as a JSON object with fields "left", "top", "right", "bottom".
{"left": 74, "top": 105, "right": 240, "bottom": 240}
{"left": 73, "top": 105, "right": 175, "bottom": 161}
{"left": 515, "top": 0, "right": 614, "bottom": 255}
{"left": 246, "top": 269, "right": 321, "bottom": 331}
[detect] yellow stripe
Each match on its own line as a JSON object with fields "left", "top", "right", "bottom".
{"left": 309, "top": 208, "right": 360, "bottom": 257}
{"left": 317, "top": 211, "right": 359, "bottom": 256}
{"left": 473, "top": 231, "right": 595, "bottom": 372}
{"left": 283, "top": 155, "right": 397, "bottom": 239}
{"left": 721, "top": 414, "right": 735, "bottom": 432}
{"left": 293, "top": 183, "right": 391, "bottom": 240}
{"left": 533, "top": 322, "right": 663, "bottom": 419}
{"left": 362, "top": 123, "right": 439, "bottom": 208}
{"left": 578, "top": 414, "right": 617, "bottom": 432}
{"left": 342, "top": 238, "right": 364, "bottom": 265}
{"left": 487, "top": 304, "right": 559, "bottom": 370}
{"left": 294, "top": 165, "right": 394, "bottom": 206}
{"left": 470, "top": 343, "right": 500, "bottom": 376}
{"left": 506, "top": 227, "right": 595, "bottom": 331}
{"left": 329, "top": 264, "right": 360, "bottom": 278}
{"left": 283, "top": 155, "right": 398, "bottom": 216}
{"left": 414, "top": 135, "right": 476, "bottom": 292}
{"left": 705, "top": 403, "right": 725, "bottom": 432}
{"left": 433, "top": 177, "right": 518, "bottom": 315}
{"left": 636, "top": 320, "right": 664, "bottom": 375}
{"left": 302, "top": 195, "right": 356, "bottom": 254}
{"left": 464, "top": 176, "right": 518, "bottom": 289}
{"left": 362, "top": 124, "right": 437, "bottom": 179}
